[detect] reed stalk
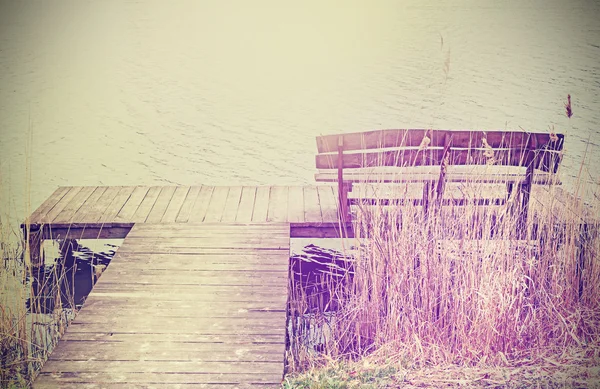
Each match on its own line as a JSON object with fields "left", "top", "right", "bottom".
{"left": 288, "top": 158, "right": 600, "bottom": 374}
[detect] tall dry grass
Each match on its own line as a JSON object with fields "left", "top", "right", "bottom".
{"left": 288, "top": 163, "right": 600, "bottom": 372}
{"left": 1, "top": 219, "right": 74, "bottom": 387}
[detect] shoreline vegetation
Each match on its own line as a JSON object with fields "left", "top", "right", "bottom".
{"left": 0, "top": 221, "right": 73, "bottom": 387}
{"left": 284, "top": 156, "right": 600, "bottom": 385}
{"left": 283, "top": 97, "right": 599, "bottom": 387}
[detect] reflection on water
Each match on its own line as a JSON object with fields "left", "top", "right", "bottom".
{"left": 11, "top": 240, "right": 120, "bottom": 383}
{"left": 28, "top": 240, "right": 118, "bottom": 315}
{"left": 288, "top": 240, "right": 356, "bottom": 365}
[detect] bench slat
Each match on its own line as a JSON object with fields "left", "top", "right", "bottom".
{"left": 315, "top": 169, "right": 560, "bottom": 185}
{"left": 317, "top": 129, "right": 563, "bottom": 154}
{"left": 316, "top": 148, "right": 562, "bottom": 172}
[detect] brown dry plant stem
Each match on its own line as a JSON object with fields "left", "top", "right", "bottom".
{"left": 288, "top": 161, "right": 600, "bottom": 373}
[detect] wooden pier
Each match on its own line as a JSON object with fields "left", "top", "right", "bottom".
{"left": 24, "top": 185, "right": 346, "bottom": 258}
{"left": 24, "top": 183, "right": 595, "bottom": 388}
{"left": 20, "top": 129, "right": 599, "bottom": 387}
{"left": 26, "top": 184, "right": 345, "bottom": 388}
{"left": 35, "top": 223, "right": 289, "bottom": 388}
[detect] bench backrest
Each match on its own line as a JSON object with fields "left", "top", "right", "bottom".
{"left": 315, "top": 129, "right": 565, "bottom": 231}
{"left": 316, "top": 129, "right": 564, "bottom": 174}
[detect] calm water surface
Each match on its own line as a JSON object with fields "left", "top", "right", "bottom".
{"left": 1, "top": 0, "right": 599, "bottom": 224}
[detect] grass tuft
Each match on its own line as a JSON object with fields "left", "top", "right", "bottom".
{"left": 287, "top": 142, "right": 600, "bottom": 387}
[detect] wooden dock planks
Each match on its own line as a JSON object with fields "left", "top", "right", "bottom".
{"left": 29, "top": 184, "right": 594, "bottom": 232}
{"left": 24, "top": 182, "right": 599, "bottom": 388}
{"left": 24, "top": 185, "right": 347, "bottom": 229}
{"left": 26, "top": 186, "right": 71, "bottom": 224}
{"left": 236, "top": 186, "right": 257, "bottom": 222}
{"left": 34, "top": 223, "right": 290, "bottom": 389}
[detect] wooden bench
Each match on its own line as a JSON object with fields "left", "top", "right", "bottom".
{"left": 315, "top": 129, "right": 564, "bottom": 233}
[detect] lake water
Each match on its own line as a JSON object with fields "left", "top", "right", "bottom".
{"left": 1, "top": 0, "right": 599, "bottom": 224}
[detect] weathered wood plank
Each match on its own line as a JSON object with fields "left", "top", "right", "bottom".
{"left": 318, "top": 185, "right": 338, "bottom": 222}
{"left": 35, "top": 381, "right": 280, "bottom": 389}
{"left": 203, "top": 186, "right": 230, "bottom": 222}
{"left": 100, "top": 186, "right": 136, "bottom": 223}
{"left": 303, "top": 186, "right": 322, "bottom": 223}
{"left": 291, "top": 224, "right": 354, "bottom": 238}
{"left": 287, "top": 185, "right": 304, "bottom": 223}
{"left": 61, "top": 332, "right": 284, "bottom": 343}
{"left": 175, "top": 185, "right": 202, "bottom": 223}
{"left": 43, "top": 226, "right": 131, "bottom": 240}
{"left": 221, "top": 186, "right": 243, "bottom": 222}
{"left": 35, "top": 382, "right": 275, "bottom": 389}
{"left": 25, "top": 187, "right": 70, "bottom": 225}
{"left": 86, "top": 290, "right": 287, "bottom": 304}
{"left": 86, "top": 290, "right": 288, "bottom": 303}
{"left": 96, "top": 273, "right": 288, "bottom": 287}
{"left": 35, "top": 381, "right": 279, "bottom": 389}
{"left": 161, "top": 186, "right": 190, "bottom": 222}
{"left": 97, "top": 263, "right": 288, "bottom": 277}
{"left": 115, "top": 247, "right": 288, "bottom": 255}
{"left": 82, "top": 298, "right": 286, "bottom": 312}
{"left": 70, "top": 187, "right": 108, "bottom": 224}
{"left": 317, "top": 129, "right": 563, "bottom": 153}
{"left": 79, "top": 186, "right": 122, "bottom": 223}
{"left": 188, "top": 186, "right": 214, "bottom": 222}
{"left": 119, "top": 235, "right": 289, "bottom": 245}
{"left": 316, "top": 148, "right": 554, "bottom": 170}
{"left": 41, "top": 187, "right": 83, "bottom": 223}
{"left": 48, "top": 341, "right": 283, "bottom": 362}
{"left": 127, "top": 222, "right": 290, "bottom": 232}
{"left": 112, "top": 251, "right": 287, "bottom": 261}
{"left": 115, "top": 186, "right": 150, "bottom": 221}
{"left": 251, "top": 186, "right": 270, "bottom": 222}
{"left": 41, "top": 359, "right": 282, "bottom": 374}
{"left": 236, "top": 186, "right": 256, "bottom": 222}
{"left": 51, "top": 187, "right": 96, "bottom": 224}
{"left": 108, "top": 260, "right": 287, "bottom": 273}
{"left": 315, "top": 167, "right": 559, "bottom": 185}
{"left": 35, "top": 371, "right": 281, "bottom": 385}
{"left": 65, "top": 321, "right": 286, "bottom": 335}
{"left": 74, "top": 311, "right": 286, "bottom": 324}
{"left": 124, "top": 229, "right": 290, "bottom": 238}
{"left": 145, "top": 186, "right": 176, "bottom": 223}
{"left": 87, "top": 282, "right": 289, "bottom": 295}
{"left": 116, "top": 247, "right": 289, "bottom": 255}
{"left": 266, "top": 186, "right": 288, "bottom": 222}
{"left": 130, "top": 186, "right": 162, "bottom": 223}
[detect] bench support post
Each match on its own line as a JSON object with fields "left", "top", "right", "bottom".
{"left": 337, "top": 136, "right": 351, "bottom": 222}
{"left": 435, "top": 133, "right": 452, "bottom": 209}
{"left": 506, "top": 182, "right": 514, "bottom": 200}
{"left": 422, "top": 180, "right": 433, "bottom": 219}
{"left": 519, "top": 151, "right": 535, "bottom": 239}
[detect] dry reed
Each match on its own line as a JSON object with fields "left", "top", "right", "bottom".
{"left": 288, "top": 153, "right": 600, "bottom": 376}
{"left": 1, "top": 217, "right": 75, "bottom": 387}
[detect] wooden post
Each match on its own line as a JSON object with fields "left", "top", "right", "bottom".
{"left": 435, "top": 133, "right": 452, "bottom": 207}
{"left": 577, "top": 223, "right": 592, "bottom": 299}
{"left": 519, "top": 166, "right": 533, "bottom": 238}
{"left": 506, "top": 182, "right": 514, "bottom": 200}
{"left": 519, "top": 140, "right": 536, "bottom": 239}
{"left": 422, "top": 180, "right": 432, "bottom": 219}
{"left": 337, "top": 136, "right": 350, "bottom": 222}
{"left": 24, "top": 225, "right": 44, "bottom": 267}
